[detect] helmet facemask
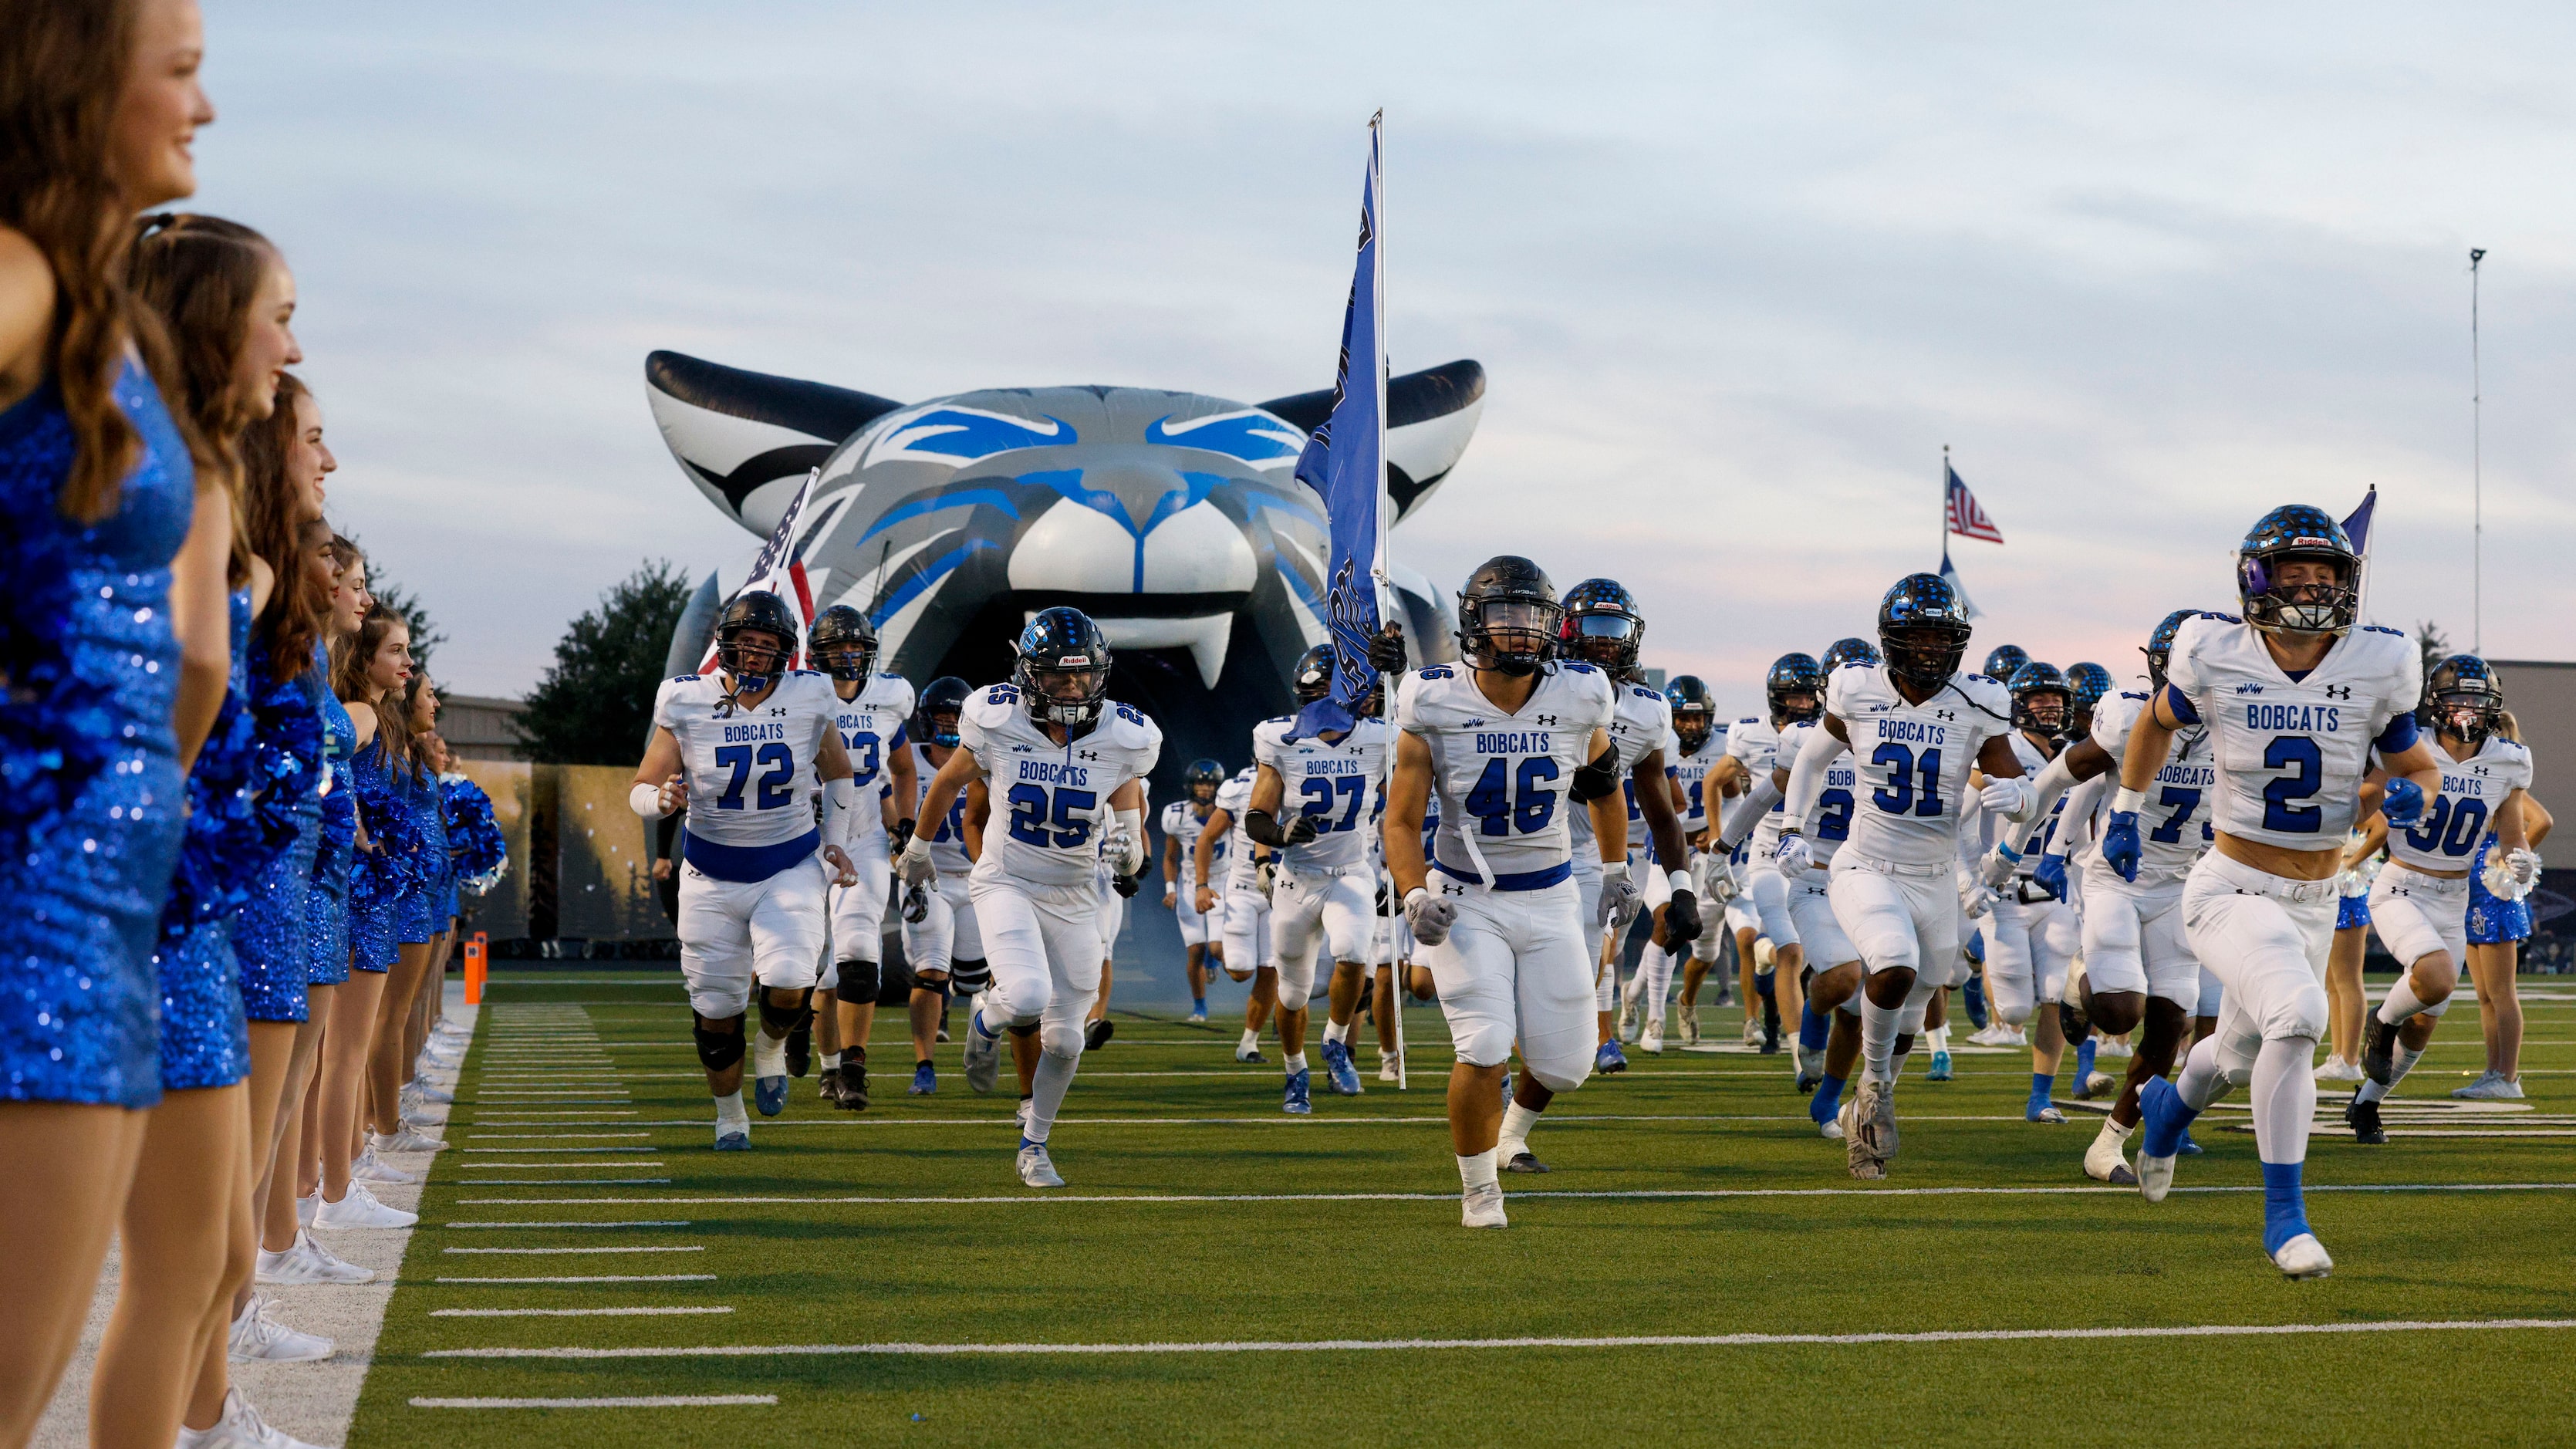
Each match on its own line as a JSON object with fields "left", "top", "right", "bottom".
{"left": 1018, "top": 660, "right": 1109, "bottom": 727}
{"left": 718, "top": 627, "right": 789, "bottom": 689}
{"left": 1466, "top": 595, "right": 1561, "bottom": 677}
{"left": 2241, "top": 549, "right": 2358, "bottom": 637}
{"left": 1881, "top": 622, "right": 1969, "bottom": 694}
{"left": 1563, "top": 610, "right": 1641, "bottom": 678}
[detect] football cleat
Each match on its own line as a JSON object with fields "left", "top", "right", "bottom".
{"left": 1283, "top": 1068, "right": 1313, "bottom": 1116}
{"left": 1857, "top": 1078, "right": 1899, "bottom": 1165}
{"left": 2270, "top": 1232, "right": 2334, "bottom": 1280}
{"left": 2137, "top": 1077, "right": 2188, "bottom": 1203}
{"left": 1016, "top": 1141, "right": 1065, "bottom": 1188}
{"left": 714, "top": 1130, "right": 750, "bottom": 1152}
{"left": 1926, "top": 1049, "right": 1953, "bottom": 1083}
{"left": 963, "top": 1005, "right": 1001, "bottom": 1095}
{"left": 1187, "top": 1009, "right": 1208, "bottom": 1023}
{"left": 1085, "top": 1018, "right": 1115, "bottom": 1051}
{"left": 2362, "top": 1013, "right": 2403, "bottom": 1087}
{"left": 786, "top": 1021, "right": 811, "bottom": 1078}
{"left": 1966, "top": 1022, "right": 2011, "bottom": 1048}
{"left": 2082, "top": 1070, "right": 2116, "bottom": 1099}
{"left": 1379, "top": 1051, "right": 1403, "bottom": 1083}
{"left": 1502, "top": 1149, "right": 1549, "bottom": 1174}
{"left": 1461, "top": 1182, "right": 1508, "bottom": 1228}
{"left": 1615, "top": 994, "right": 1639, "bottom": 1042}
{"left": 1742, "top": 1017, "right": 1764, "bottom": 1047}
{"left": 2097, "top": 1036, "right": 2134, "bottom": 1059}
{"left": 1838, "top": 1097, "right": 1881, "bottom": 1178}
{"left": 910, "top": 1061, "right": 937, "bottom": 1096}
{"left": 754, "top": 1074, "right": 789, "bottom": 1117}
{"left": 1595, "top": 1040, "right": 1629, "bottom": 1075}
{"left": 1235, "top": 1040, "right": 1267, "bottom": 1064}
{"left": 2028, "top": 1099, "right": 2065, "bottom": 1123}
{"left": 1638, "top": 1019, "right": 1664, "bottom": 1056}
{"left": 1319, "top": 1039, "right": 1364, "bottom": 1096}
{"left": 839, "top": 1058, "right": 871, "bottom": 1113}
{"left": 815, "top": 1066, "right": 845, "bottom": 1105}
{"left": 2345, "top": 1093, "right": 2387, "bottom": 1145}
{"left": 2314, "top": 1056, "right": 2364, "bottom": 1083}
{"left": 1820, "top": 1116, "right": 1845, "bottom": 1141}
{"left": 2084, "top": 1120, "right": 2139, "bottom": 1186}
{"left": 1679, "top": 1001, "right": 1700, "bottom": 1045}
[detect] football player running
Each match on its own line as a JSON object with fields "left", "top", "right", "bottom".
{"left": 1965, "top": 660, "right": 2082, "bottom": 1123}
{"left": 898, "top": 609, "right": 1160, "bottom": 1188}
{"left": 2112, "top": 507, "right": 2441, "bottom": 1278}
{"left": 896, "top": 677, "right": 985, "bottom": 1096}
{"left": 630, "top": 593, "right": 863, "bottom": 1150}
{"left": 1162, "top": 760, "right": 1228, "bottom": 1021}
{"left": 1660, "top": 675, "right": 1731, "bottom": 1046}
{"left": 1384, "top": 558, "right": 1630, "bottom": 1226}
{"left": 1195, "top": 765, "right": 1279, "bottom": 1061}
{"left": 1711, "top": 654, "right": 1828, "bottom": 1062}
{"left": 806, "top": 606, "right": 918, "bottom": 1112}
{"left": 1774, "top": 576, "right": 2030, "bottom": 1179}
{"left": 2342, "top": 655, "right": 2538, "bottom": 1142}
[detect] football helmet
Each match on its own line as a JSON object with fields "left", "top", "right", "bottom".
{"left": 2065, "top": 661, "right": 2112, "bottom": 732}
{"left": 1982, "top": 643, "right": 2030, "bottom": 682}
{"left": 1666, "top": 674, "right": 1717, "bottom": 754}
{"left": 1013, "top": 606, "right": 1114, "bottom": 728}
{"left": 1878, "top": 573, "right": 1973, "bottom": 694}
{"left": 715, "top": 589, "right": 799, "bottom": 687}
{"left": 1764, "top": 653, "right": 1826, "bottom": 727}
{"left": 913, "top": 675, "right": 971, "bottom": 749}
{"left": 2142, "top": 609, "right": 2201, "bottom": 692}
{"left": 805, "top": 604, "right": 876, "bottom": 682}
{"left": 1558, "top": 578, "right": 1645, "bottom": 681}
{"left": 1455, "top": 556, "right": 1561, "bottom": 677}
{"left": 1184, "top": 758, "right": 1226, "bottom": 802}
{"left": 2007, "top": 660, "right": 2071, "bottom": 735}
{"left": 2237, "top": 505, "right": 2360, "bottom": 636}
{"left": 1821, "top": 637, "right": 1880, "bottom": 674}
{"left": 1291, "top": 643, "right": 1336, "bottom": 705}
{"left": 2426, "top": 654, "right": 2505, "bottom": 745}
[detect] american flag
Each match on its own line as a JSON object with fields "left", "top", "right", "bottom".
{"left": 1945, "top": 463, "right": 2004, "bottom": 544}
{"left": 700, "top": 468, "right": 820, "bottom": 673}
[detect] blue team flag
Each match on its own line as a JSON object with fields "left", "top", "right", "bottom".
{"left": 1939, "top": 547, "right": 1983, "bottom": 621}
{"left": 2342, "top": 486, "right": 2376, "bottom": 557}
{"left": 1291, "top": 113, "right": 1389, "bottom": 740}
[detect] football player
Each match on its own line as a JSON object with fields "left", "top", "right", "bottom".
{"left": 1161, "top": 759, "right": 1228, "bottom": 1022}
{"left": 896, "top": 677, "right": 985, "bottom": 1096}
{"left": 1659, "top": 675, "right": 1732, "bottom": 1047}
{"left": 630, "top": 592, "right": 863, "bottom": 1150}
{"left": 806, "top": 606, "right": 918, "bottom": 1112}
{"left": 1194, "top": 765, "right": 1278, "bottom": 1061}
{"left": 1712, "top": 654, "right": 1827, "bottom": 1062}
{"left": 2112, "top": 507, "right": 2442, "bottom": 1278}
{"left": 1384, "top": 558, "right": 1629, "bottom": 1226}
{"left": 1964, "top": 660, "right": 2081, "bottom": 1123}
{"left": 1773, "top": 575, "right": 2031, "bottom": 1179}
{"left": 898, "top": 609, "right": 1160, "bottom": 1188}
{"left": 2343, "top": 655, "right": 2538, "bottom": 1140}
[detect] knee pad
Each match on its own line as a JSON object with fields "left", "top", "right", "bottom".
{"left": 692, "top": 1018, "right": 746, "bottom": 1073}
{"left": 758, "top": 991, "right": 812, "bottom": 1039}
{"left": 2269, "top": 981, "right": 2329, "bottom": 1044}
{"left": 1039, "top": 1020, "right": 1085, "bottom": 1060}
{"left": 1451, "top": 1017, "right": 1515, "bottom": 1070}
{"left": 949, "top": 958, "right": 991, "bottom": 996}
{"left": 836, "top": 955, "right": 882, "bottom": 1001}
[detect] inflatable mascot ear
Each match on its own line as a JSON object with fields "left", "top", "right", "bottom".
{"left": 646, "top": 350, "right": 906, "bottom": 532}
{"left": 1258, "top": 358, "right": 1484, "bottom": 525}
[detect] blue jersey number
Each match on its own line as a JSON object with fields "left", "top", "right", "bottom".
{"left": 1465, "top": 756, "right": 1560, "bottom": 837}
{"left": 1867, "top": 744, "right": 1945, "bottom": 819}
{"left": 1298, "top": 774, "right": 1369, "bottom": 834}
{"left": 1005, "top": 783, "right": 1096, "bottom": 849}
{"left": 928, "top": 792, "right": 967, "bottom": 844}
{"left": 2149, "top": 785, "right": 2206, "bottom": 844}
{"left": 2260, "top": 737, "right": 2324, "bottom": 833}
{"left": 843, "top": 730, "right": 880, "bottom": 788}
{"left": 1816, "top": 787, "right": 1855, "bottom": 842}
{"left": 713, "top": 743, "right": 795, "bottom": 812}
{"left": 2402, "top": 795, "right": 2489, "bottom": 858}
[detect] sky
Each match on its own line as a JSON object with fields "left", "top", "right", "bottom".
{"left": 194, "top": 2, "right": 2576, "bottom": 716}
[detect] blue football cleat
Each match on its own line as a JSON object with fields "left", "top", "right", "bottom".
{"left": 909, "top": 1062, "right": 936, "bottom": 1096}
{"left": 1595, "top": 1040, "right": 1629, "bottom": 1075}
{"left": 1283, "top": 1068, "right": 1313, "bottom": 1115}
{"left": 754, "top": 1075, "right": 788, "bottom": 1117}
{"left": 1319, "top": 1039, "right": 1364, "bottom": 1096}
{"left": 1926, "top": 1049, "right": 1953, "bottom": 1082}
{"left": 2179, "top": 1127, "right": 2203, "bottom": 1156}
{"left": 714, "top": 1130, "right": 750, "bottom": 1152}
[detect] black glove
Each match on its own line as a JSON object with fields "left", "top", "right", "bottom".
{"left": 890, "top": 817, "right": 916, "bottom": 854}
{"left": 1664, "top": 888, "right": 1702, "bottom": 947}
{"left": 1112, "top": 872, "right": 1140, "bottom": 899}
{"left": 1368, "top": 623, "right": 1408, "bottom": 675}
{"left": 900, "top": 884, "right": 930, "bottom": 923}
{"left": 1283, "top": 814, "right": 1318, "bottom": 846}
{"left": 1245, "top": 808, "right": 1318, "bottom": 849}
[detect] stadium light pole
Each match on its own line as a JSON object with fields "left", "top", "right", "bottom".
{"left": 2470, "top": 247, "right": 2485, "bottom": 653}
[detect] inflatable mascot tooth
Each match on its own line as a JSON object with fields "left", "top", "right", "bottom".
{"left": 644, "top": 350, "right": 1484, "bottom": 776}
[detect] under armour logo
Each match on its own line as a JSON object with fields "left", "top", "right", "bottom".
{"left": 1077, "top": 749, "right": 1100, "bottom": 762}
{"left": 1535, "top": 714, "right": 1559, "bottom": 727}
{"left": 2323, "top": 685, "right": 2351, "bottom": 700}
{"left": 1935, "top": 710, "right": 1956, "bottom": 721}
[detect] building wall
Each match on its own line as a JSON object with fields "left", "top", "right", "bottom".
{"left": 2489, "top": 661, "right": 2575, "bottom": 822}
{"left": 443, "top": 693, "right": 528, "bottom": 762}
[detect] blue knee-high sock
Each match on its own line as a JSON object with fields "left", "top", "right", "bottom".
{"left": 2140, "top": 1075, "right": 2200, "bottom": 1157}
{"left": 1193, "top": 995, "right": 1207, "bottom": 1013}
{"left": 1963, "top": 975, "right": 1989, "bottom": 1029}
{"left": 2261, "top": 1160, "right": 2311, "bottom": 1252}
{"left": 2029, "top": 1072, "right": 2055, "bottom": 1110}
{"left": 1812, "top": 1072, "right": 1847, "bottom": 1125}
{"left": 1799, "top": 1004, "right": 1830, "bottom": 1052}
{"left": 2075, "top": 1037, "right": 2098, "bottom": 1081}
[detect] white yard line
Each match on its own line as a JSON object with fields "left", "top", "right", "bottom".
{"left": 422, "top": 1316, "right": 2576, "bottom": 1361}
{"left": 430, "top": 1306, "right": 734, "bottom": 1318}
{"left": 465, "top": 1146, "right": 657, "bottom": 1153}
{"left": 453, "top": 1180, "right": 2576, "bottom": 1208}
{"left": 410, "top": 1396, "right": 775, "bottom": 1409}
{"left": 434, "top": 1275, "right": 717, "bottom": 1284}
{"left": 460, "top": 1177, "right": 674, "bottom": 1186}
{"left": 468, "top": 1133, "right": 653, "bottom": 1140}
{"left": 457, "top": 1161, "right": 666, "bottom": 1168}
{"left": 443, "top": 1246, "right": 704, "bottom": 1255}
{"left": 445, "top": 1220, "right": 694, "bottom": 1228}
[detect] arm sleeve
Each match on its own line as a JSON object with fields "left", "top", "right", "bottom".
{"left": 1715, "top": 776, "right": 1782, "bottom": 852}
{"left": 2054, "top": 773, "right": 2112, "bottom": 860}
{"left": 2374, "top": 712, "right": 2419, "bottom": 754}
{"left": 1776, "top": 719, "right": 1848, "bottom": 831}
{"left": 2005, "top": 748, "right": 2088, "bottom": 856}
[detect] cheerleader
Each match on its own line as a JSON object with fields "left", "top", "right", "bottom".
{"left": 0, "top": 5, "right": 212, "bottom": 1436}
{"left": 367, "top": 670, "right": 450, "bottom": 1154}
{"left": 292, "top": 539, "right": 368, "bottom": 1228}
{"left": 2459, "top": 711, "right": 2551, "bottom": 1100}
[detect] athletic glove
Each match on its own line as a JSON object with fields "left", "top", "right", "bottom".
{"left": 901, "top": 883, "right": 930, "bottom": 924}
{"left": 890, "top": 817, "right": 916, "bottom": 854}
{"left": 1978, "top": 775, "right": 2034, "bottom": 821}
{"left": 2033, "top": 852, "right": 2069, "bottom": 901}
{"left": 1256, "top": 858, "right": 1278, "bottom": 897}
{"left": 1368, "top": 622, "right": 1408, "bottom": 675}
{"left": 1244, "top": 808, "right": 1318, "bottom": 849}
{"left": 1980, "top": 842, "right": 2021, "bottom": 890}
{"left": 1665, "top": 885, "right": 1703, "bottom": 947}
{"left": 1403, "top": 887, "right": 1457, "bottom": 947}
{"left": 1771, "top": 830, "right": 1812, "bottom": 876}
{"left": 895, "top": 833, "right": 937, "bottom": 886}
{"left": 1112, "top": 872, "right": 1140, "bottom": 899}
{"left": 1597, "top": 860, "right": 1642, "bottom": 933}
{"left": 1700, "top": 856, "right": 1740, "bottom": 903}
{"left": 2380, "top": 775, "right": 2427, "bottom": 829}
{"left": 2101, "top": 804, "right": 2143, "bottom": 883}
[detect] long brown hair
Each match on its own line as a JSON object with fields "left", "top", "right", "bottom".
{"left": 128, "top": 212, "right": 275, "bottom": 584}
{"left": 334, "top": 603, "right": 416, "bottom": 772}
{"left": 240, "top": 372, "right": 325, "bottom": 681}
{"left": 0, "top": 0, "right": 191, "bottom": 522}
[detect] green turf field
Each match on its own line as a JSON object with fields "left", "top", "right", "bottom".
{"left": 355, "top": 971, "right": 2576, "bottom": 1446}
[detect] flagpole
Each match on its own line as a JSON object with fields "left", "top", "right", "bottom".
{"left": 1939, "top": 444, "right": 1950, "bottom": 568}
{"left": 1366, "top": 110, "right": 1404, "bottom": 1091}
{"left": 2470, "top": 248, "right": 2485, "bottom": 653}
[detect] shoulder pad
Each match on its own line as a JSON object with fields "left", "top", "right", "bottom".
{"left": 2200, "top": 610, "right": 2243, "bottom": 623}
{"left": 2362, "top": 624, "right": 2404, "bottom": 637}
{"left": 980, "top": 683, "right": 1020, "bottom": 704}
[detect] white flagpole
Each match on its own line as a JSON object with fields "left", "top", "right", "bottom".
{"left": 1939, "top": 444, "right": 1950, "bottom": 569}
{"left": 1366, "top": 111, "right": 1405, "bottom": 1091}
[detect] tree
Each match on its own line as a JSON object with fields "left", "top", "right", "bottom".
{"left": 2414, "top": 620, "right": 2450, "bottom": 723}
{"left": 516, "top": 560, "right": 696, "bottom": 765}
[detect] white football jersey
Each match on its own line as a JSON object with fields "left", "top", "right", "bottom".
{"left": 653, "top": 670, "right": 839, "bottom": 855}
{"left": 910, "top": 741, "right": 974, "bottom": 876}
{"left": 959, "top": 686, "right": 1162, "bottom": 888}
{"left": 2381, "top": 732, "right": 2532, "bottom": 875}
{"left": 1778, "top": 719, "right": 1861, "bottom": 870}
{"left": 2165, "top": 616, "right": 2419, "bottom": 851}
{"left": 1254, "top": 716, "right": 1388, "bottom": 872}
{"left": 1824, "top": 664, "right": 2013, "bottom": 868}
{"left": 2089, "top": 687, "right": 2215, "bottom": 883}
{"left": 1670, "top": 728, "right": 1726, "bottom": 835}
{"left": 1393, "top": 660, "right": 1616, "bottom": 887}
{"left": 1160, "top": 798, "right": 1217, "bottom": 877}
{"left": 1571, "top": 680, "right": 1671, "bottom": 863}
{"left": 824, "top": 674, "right": 915, "bottom": 840}
{"left": 1214, "top": 767, "right": 1262, "bottom": 890}
{"left": 1963, "top": 730, "right": 2068, "bottom": 877}
{"left": 1734, "top": 714, "right": 1802, "bottom": 857}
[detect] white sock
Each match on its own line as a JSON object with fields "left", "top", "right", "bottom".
{"left": 1026, "top": 1051, "right": 1078, "bottom": 1143}
{"left": 2378, "top": 974, "right": 2433, "bottom": 1025}
{"left": 714, "top": 1091, "right": 748, "bottom": 1133}
{"left": 820, "top": 1051, "right": 839, "bottom": 1071}
{"left": 1284, "top": 1051, "right": 1308, "bottom": 1075}
{"left": 2252, "top": 1035, "right": 2317, "bottom": 1165}
{"left": 2176, "top": 1034, "right": 2229, "bottom": 1110}
{"left": 1497, "top": 1100, "right": 1543, "bottom": 1157}
{"left": 751, "top": 1029, "right": 786, "bottom": 1078}
{"left": 1240, "top": 1028, "right": 1259, "bottom": 1051}
{"left": 1642, "top": 945, "right": 1675, "bottom": 1021}
{"left": 1323, "top": 1020, "right": 1348, "bottom": 1046}
{"left": 1861, "top": 991, "right": 1901, "bottom": 1084}
{"left": 2357, "top": 1044, "right": 2426, "bottom": 1103}
{"left": 1926, "top": 1025, "right": 1951, "bottom": 1054}
{"left": 1457, "top": 1148, "right": 1500, "bottom": 1191}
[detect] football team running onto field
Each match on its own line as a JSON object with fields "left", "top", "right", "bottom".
{"left": 630, "top": 502, "right": 2550, "bottom": 1278}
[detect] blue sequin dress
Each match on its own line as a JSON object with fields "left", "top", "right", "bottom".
{"left": 346, "top": 734, "right": 415, "bottom": 971}
{"left": 0, "top": 361, "right": 194, "bottom": 1107}
{"left": 2467, "top": 834, "right": 2533, "bottom": 946}
{"left": 305, "top": 660, "right": 355, "bottom": 988}
{"left": 400, "top": 757, "right": 450, "bottom": 943}
{"left": 150, "top": 589, "right": 258, "bottom": 1091}
{"left": 232, "top": 632, "right": 326, "bottom": 1022}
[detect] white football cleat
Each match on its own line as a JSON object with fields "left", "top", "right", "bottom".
{"left": 962, "top": 1001, "right": 1001, "bottom": 1095}
{"left": 2314, "top": 1056, "right": 2364, "bottom": 1083}
{"left": 1858, "top": 1077, "right": 1899, "bottom": 1164}
{"left": 1741, "top": 1017, "right": 1764, "bottom": 1047}
{"left": 2095, "top": 1037, "right": 2133, "bottom": 1059}
{"left": 1638, "top": 1018, "right": 1664, "bottom": 1055}
{"left": 312, "top": 1182, "right": 416, "bottom": 1230}
{"left": 1838, "top": 1097, "right": 1879, "bottom": 1178}
{"left": 2136, "top": 1147, "right": 2176, "bottom": 1204}
{"left": 228, "top": 1295, "right": 332, "bottom": 1363}
{"left": 1819, "top": 1115, "right": 1845, "bottom": 1141}
{"left": 1016, "top": 1142, "right": 1065, "bottom": 1188}
{"left": 2083, "top": 1120, "right": 2139, "bottom": 1186}
{"left": 1379, "top": 1052, "right": 1402, "bottom": 1083}
{"left": 2270, "top": 1232, "right": 2334, "bottom": 1279}
{"left": 1615, "top": 996, "right": 1639, "bottom": 1044}
{"left": 1678, "top": 1001, "right": 1700, "bottom": 1045}
{"left": 1461, "top": 1182, "right": 1508, "bottom": 1228}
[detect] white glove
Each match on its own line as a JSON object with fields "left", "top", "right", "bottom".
{"left": 1598, "top": 861, "right": 1642, "bottom": 933}
{"left": 1403, "top": 887, "right": 1457, "bottom": 947}
{"left": 895, "top": 834, "right": 937, "bottom": 886}
{"left": 1256, "top": 858, "right": 1279, "bottom": 897}
{"left": 1771, "top": 831, "right": 1812, "bottom": 876}
{"left": 1112, "top": 809, "right": 1147, "bottom": 875}
{"left": 1978, "top": 775, "right": 2034, "bottom": 821}
{"left": 1958, "top": 869, "right": 1997, "bottom": 920}
{"left": 1702, "top": 856, "right": 1740, "bottom": 903}
{"left": 1979, "top": 842, "right": 2021, "bottom": 891}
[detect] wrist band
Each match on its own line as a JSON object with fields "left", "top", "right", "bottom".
{"left": 2111, "top": 786, "right": 2147, "bottom": 815}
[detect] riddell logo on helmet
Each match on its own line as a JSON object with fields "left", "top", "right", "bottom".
{"left": 1059, "top": 654, "right": 1092, "bottom": 666}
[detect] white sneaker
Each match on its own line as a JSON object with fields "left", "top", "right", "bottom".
{"left": 2453, "top": 1071, "right": 2524, "bottom": 1101}
{"left": 2270, "top": 1232, "right": 2334, "bottom": 1280}
{"left": 1639, "top": 1019, "right": 1665, "bottom": 1056}
{"left": 373, "top": 1127, "right": 446, "bottom": 1153}
{"left": 215, "top": 1386, "right": 332, "bottom": 1449}
{"left": 2096, "top": 1037, "right": 2133, "bottom": 1059}
{"left": 1741, "top": 1017, "right": 1764, "bottom": 1047}
{"left": 352, "top": 1148, "right": 417, "bottom": 1186}
{"left": 1186, "top": 1010, "right": 1207, "bottom": 1023}
{"left": 228, "top": 1295, "right": 332, "bottom": 1363}
{"left": 312, "top": 1181, "right": 417, "bottom": 1230}
{"left": 1461, "top": 1181, "right": 1507, "bottom": 1228}
{"left": 1965, "top": 1022, "right": 2009, "bottom": 1047}
{"left": 295, "top": 1191, "right": 317, "bottom": 1228}
{"left": 1614, "top": 997, "right": 1639, "bottom": 1044}
{"left": 1819, "top": 1116, "right": 1845, "bottom": 1140}
{"left": 407, "top": 1079, "right": 455, "bottom": 1105}
{"left": 1679, "top": 1001, "right": 1700, "bottom": 1045}
{"left": 1016, "top": 1142, "right": 1065, "bottom": 1188}
{"left": 257, "top": 1231, "right": 376, "bottom": 1285}
{"left": 2083, "top": 1120, "right": 2139, "bottom": 1186}
{"left": 1379, "top": 1052, "right": 1401, "bottom": 1083}
{"left": 2314, "top": 1056, "right": 2365, "bottom": 1083}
